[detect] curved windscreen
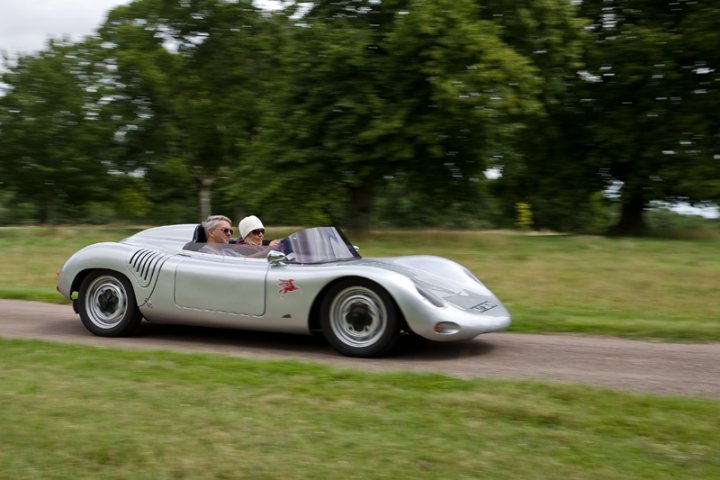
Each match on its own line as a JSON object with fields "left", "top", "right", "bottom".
{"left": 279, "top": 227, "right": 360, "bottom": 264}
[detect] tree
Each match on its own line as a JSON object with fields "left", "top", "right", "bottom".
{"left": 576, "top": 0, "right": 720, "bottom": 235}
{"left": 249, "top": 0, "right": 543, "bottom": 233}
{"left": 97, "top": 0, "right": 274, "bottom": 220}
{"left": 479, "top": 0, "right": 603, "bottom": 232}
{"left": 0, "top": 40, "right": 118, "bottom": 224}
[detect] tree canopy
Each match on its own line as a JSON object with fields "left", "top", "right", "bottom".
{"left": 0, "top": 0, "right": 717, "bottom": 233}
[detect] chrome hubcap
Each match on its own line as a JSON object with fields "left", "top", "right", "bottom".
{"left": 329, "top": 286, "right": 387, "bottom": 348}
{"left": 85, "top": 275, "right": 128, "bottom": 329}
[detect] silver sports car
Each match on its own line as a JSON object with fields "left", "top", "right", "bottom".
{"left": 56, "top": 224, "right": 511, "bottom": 357}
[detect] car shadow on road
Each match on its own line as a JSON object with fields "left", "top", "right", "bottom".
{"left": 393, "top": 334, "right": 496, "bottom": 360}
{"left": 135, "top": 322, "right": 496, "bottom": 361}
{"left": 137, "top": 322, "right": 329, "bottom": 350}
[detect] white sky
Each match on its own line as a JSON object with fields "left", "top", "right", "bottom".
{"left": 0, "top": 0, "right": 133, "bottom": 57}
{"left": 0, "top": 0, "right": 286, "bottom": 57}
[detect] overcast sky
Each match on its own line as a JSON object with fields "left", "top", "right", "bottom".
{"left": 0, "top": 0, "right": 133, "bottom": 57}
{"left": 0, "top": 0, "right": 286, "bottom": 57}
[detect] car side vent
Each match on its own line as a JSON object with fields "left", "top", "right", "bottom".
{"left": 129, "top": 249, "right": 169, "bottom": 287}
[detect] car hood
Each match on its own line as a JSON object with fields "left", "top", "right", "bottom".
{"left": 359, "top": 255, "right": 503, "bottom": 311}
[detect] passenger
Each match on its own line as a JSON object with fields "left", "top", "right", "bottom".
{"left": 234, "top": 215, "right": 282, "bottom": 256}
{"left": 198, "top": 215, "right": 240, "bottom": 255}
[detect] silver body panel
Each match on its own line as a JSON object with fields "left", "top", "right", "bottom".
{"left": 57, "top": 224, "right": 511, "bottom": 342}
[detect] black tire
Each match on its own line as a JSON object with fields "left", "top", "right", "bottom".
{"left": 77, "top": 270, "right": 142, "bottom": 337}
{"left": 320, "top": 278, "right": 400, "bottom": 357}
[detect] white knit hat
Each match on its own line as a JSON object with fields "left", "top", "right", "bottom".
{"left": 239, "top": 215, "right": 264, "bottom": 239}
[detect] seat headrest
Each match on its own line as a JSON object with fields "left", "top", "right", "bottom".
{"left": 192, "top": 224, "right": 208, "bottom": 243}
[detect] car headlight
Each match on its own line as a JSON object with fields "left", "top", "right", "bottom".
{"left": 416, "top": 286, "right": 445, "bottom": 308}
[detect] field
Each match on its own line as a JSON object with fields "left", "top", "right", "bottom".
{"left": 2, "top": 339, "right": 719, "bottom": 479}
{"left": 1, "top": 225, "right": 718, "bottom": 340}
{"left": 1, "top": 225, "right": 719, "bottom": 479}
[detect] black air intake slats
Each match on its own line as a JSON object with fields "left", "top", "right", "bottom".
{"left": 129, "top": 249, "right": 169, "bottom": 287}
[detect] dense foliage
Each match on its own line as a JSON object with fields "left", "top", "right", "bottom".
{"left": 0, "top": 0, "right": 718, "bottom": 233}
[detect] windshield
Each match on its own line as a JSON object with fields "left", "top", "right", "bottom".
{"left": 280, "top": 227, "right": 360, "bottom": 264}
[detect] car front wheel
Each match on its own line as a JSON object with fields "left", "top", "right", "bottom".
{"left": 77, "top": 270, "right": 142, "bottom": 337}
{"left": 321, "top": 278, "right": 400, "bottom": 357}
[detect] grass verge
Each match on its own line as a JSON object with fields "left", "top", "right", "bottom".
{"left": 1, "top": 225, "right": 719, "bottom": 340}
{"left": 1, "top": 338, "right": 718, "bottom": 480}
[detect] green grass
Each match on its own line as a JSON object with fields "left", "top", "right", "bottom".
{"left": 1, "top": 338, "right": 718, "bottom": 480}
{"left": 360, "top": 230, "right": 720, "bottom": 341}
{"left": 1, "top": 227, "right": 719, "bottom": 478}
{"left": 0, "top": 225, "right": 143, "bottom": 303}
{"left": 1, "top": 225, "right": 719, "bottom": 340}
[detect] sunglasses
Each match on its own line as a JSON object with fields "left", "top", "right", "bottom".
{"left": 251, "top": 229, "right": 265, "bottom": 235}
{"left": 220, "top": 228, "right": 233, "bottom": 235}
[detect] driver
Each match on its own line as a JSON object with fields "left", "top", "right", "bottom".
{"left": 198, "top": 215, "right": 242, "bottom": 256}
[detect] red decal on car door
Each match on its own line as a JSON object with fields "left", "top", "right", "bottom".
{"left": 278, "top": 279, "right": 299, "bottom": 294}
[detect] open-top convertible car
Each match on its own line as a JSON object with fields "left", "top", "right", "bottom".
{"left": 57, "top": 224, "right": 511, "bottom": 357}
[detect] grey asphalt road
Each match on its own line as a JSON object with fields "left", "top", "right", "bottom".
{"left": 2, "top": 299, "right": 719, "bottom": 399}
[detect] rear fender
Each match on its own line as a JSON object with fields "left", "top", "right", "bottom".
{"left": 57, "top": 242, "right": 171, "bottom": 307}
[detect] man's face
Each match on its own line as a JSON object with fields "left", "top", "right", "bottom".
{"left": 207, "top": 220, "right": 233, "bottom": 244}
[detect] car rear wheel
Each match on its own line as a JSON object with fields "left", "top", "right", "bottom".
{"left": 321, "top": 278, "right": 399, "bottom": 357}
{"left": 77, "top": 270, "right": 142, "bottom": 336}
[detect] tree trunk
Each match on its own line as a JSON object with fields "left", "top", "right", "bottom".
{"left": 344, "top": 182, "right": 374, "bottom": 237}
{"left": 609, "top": 189, "right": 648, "bottom": 236}
{"left": 44, "top": 194, "right": 57, "bottom": 226}
{"left": 198, "top": 177, "right": 214, "bottom": 221}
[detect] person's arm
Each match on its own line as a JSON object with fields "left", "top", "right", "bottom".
{"left": 232, "top": 244, "right": 268, "bottom": 258}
